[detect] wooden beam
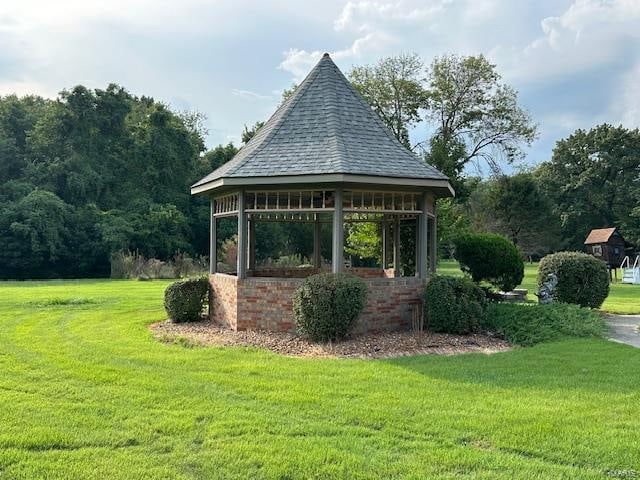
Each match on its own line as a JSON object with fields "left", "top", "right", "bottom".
{"left": 393, "top": 216, "right": 400, "bottom": 277}
{"left": 314, "top": 217, "right": 322, "bottom": 268}
{"left": 237, "top": 190, "right": 247, "bottom": 279}
{"left": 332, "top": 188, "right": 344, "bottom": 273}
{"left": 417, "top": 192, "right": 429, "bottom": 280}
{"left": 430, "top": 215, "right": 437, "bottom": 274}
{"left": 381, "top": 219, "right": 388, "bottom": 269}
{"left": 210, "top": 197, "right": 217, "bottom": 274}
{"left": 248, "top": 218, "right": 256, "bottom": 270}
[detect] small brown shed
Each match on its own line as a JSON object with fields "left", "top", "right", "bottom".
{"left": 584, "top": 227, "right": 626, "bottom": 268}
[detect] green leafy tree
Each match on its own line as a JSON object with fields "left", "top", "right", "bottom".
{"left": 466, "top": 173, "right": 561, "bottom": 258}
{"left": 536, "top": 124, "right": 640, "bottom": 249}
{"left": 349, "top": 53, "right": 427, "bottom": 148}
{"left": 241, "top": 121, "right": 265, "bottom": 144}
{"left": 345, "top": 222, "right": 381, "bottom": 265}
{"left": 424, "top": 54, "right": 537, "bottom": 183}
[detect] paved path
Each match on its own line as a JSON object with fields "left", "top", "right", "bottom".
{"left": 606, "top": 314, "right": 640, "bottom": 348}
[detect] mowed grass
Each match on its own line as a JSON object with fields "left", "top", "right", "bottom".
{"left": 1, "top": 280, "right": 640, "bottom": 479}
{"left": 439, "top": 260, "right": 640, "bottom": 315}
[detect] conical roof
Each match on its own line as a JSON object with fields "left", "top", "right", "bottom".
{"left": 192, "top": 53, "right": 451, "bottom": 195}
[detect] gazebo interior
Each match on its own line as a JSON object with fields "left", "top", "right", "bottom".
{"left": 211, "top": 188, "right": 438, "bottom": 280}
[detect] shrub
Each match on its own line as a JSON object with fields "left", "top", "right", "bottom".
{"left": 164, "top": 276, "right": 209, "bottom": 323}
{"left": 292, "top": 273, "right": 367, "bottom": 342}
{"left": 485, "top": 302, "right": 607, "bottom": 346}
{"left": 538, "top": 251, "right": 610, "bottom": 308}
{"left": 454, "top": 233, "right": 524, "bottom": 292}
{"left": 110, "top": 251, "right": 208, "bottom": 279}
{"left": 424, "top": 276, "right": 487, "bottom": 334}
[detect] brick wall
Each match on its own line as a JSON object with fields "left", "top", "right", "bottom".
{"left": 209, "top": 273, "right": 238, "bottom": 330}
{"left": 210, "top": 273, "right": 425, "bottom": 334}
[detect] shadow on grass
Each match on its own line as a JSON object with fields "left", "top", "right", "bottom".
{"left": 384, "top": 338, "right": 640, "bottom": 394}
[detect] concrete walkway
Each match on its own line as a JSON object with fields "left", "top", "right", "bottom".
{"left": 606, "top": 314, "right": 640, "bottom": 348}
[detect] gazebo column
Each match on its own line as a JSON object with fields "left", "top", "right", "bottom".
{"left": 430, "top": 215, "right": 437, "bottom": 273}
{"left": 393, "top": 216, "right": 401, "bottom": 277}
{"left": 210, "top": 197, "right": 217, "bottom": 274}
{"left": 313, "top": 215, "right": 322, "bottom": 269}
{"left": 248, "top": 217, "right": 256, "bottom": 271}
{"left": 417, "top": 192, "right": 429, "bottom": 280}
{"left": 237, "top": 190, "right": 247, "bottom": 279}
{"left": 332, "top": 188, "right": 344, "bottom": 273}
{"left": 381, "top": 219, "right": 388, "bottom": 269}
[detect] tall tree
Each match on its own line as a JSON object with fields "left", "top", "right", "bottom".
{"left": 349, "top": 53, "right": 427, "bottom": 148}
{"left": 537, "top": 124, "right": 640, "bottom": 249}
{"left": 424, "top": 54, "right": 537, "bottom": 184}
{"left": 468, "top": 173, "right": 560, "bottom": 258}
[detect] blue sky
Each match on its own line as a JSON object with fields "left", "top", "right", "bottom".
{"left": 1, "top": 0, "right": 639, "bottom": 168}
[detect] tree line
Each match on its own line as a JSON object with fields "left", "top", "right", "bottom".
{"left": 1, "top": 54, "right": 639, "bottom": 278}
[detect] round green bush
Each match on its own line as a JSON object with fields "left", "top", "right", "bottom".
{"left": 292, "top": 273, "right": 367, "bottom": 342}
{"left": 424, "top": 275, "right": 487, "bottom": 334}
{"left": 538, "top": 251, "right": 609, "bottom": 308}
{"left": 164, "top": 276, "right": 209, "bottom": 323}
{"left": 453, "top": 233, "right": 524, "bottom": 292}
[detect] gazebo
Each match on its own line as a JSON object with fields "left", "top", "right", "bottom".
{"left": 191, "top": 53, "right": 454, "bottom": 332}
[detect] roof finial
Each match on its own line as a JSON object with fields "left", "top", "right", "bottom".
{"left": 323, "top": 52, "right": 330, "bottom": 58}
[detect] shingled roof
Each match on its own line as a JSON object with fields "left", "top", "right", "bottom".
{"left": 192, "top": 53, "right": 452, "bottom": 195}
{"left": 584, "top": 227, "right": 618, "bottom": 245}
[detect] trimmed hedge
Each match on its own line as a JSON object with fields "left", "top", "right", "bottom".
{"left": 538, "top": 251, "right": 610, "bottom": 308}
{"left": 453, "top": 233, "right": 524, "bottom": 292}
{"left": 293, "top": 273, "right": 367, "bottom": 342}
{"left": 485, "top": 302, "right": 607, "bottom": 346}
{"left": 164, "top": 276, "right": 209, "bottom": 323}
{"left": 424, "top": 275, "right": 487, "bottom": 334}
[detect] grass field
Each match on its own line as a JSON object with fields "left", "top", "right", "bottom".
{"left": 1, "top": 279, "right": 640, "bottom": 479}
{"left": 439, "top": 260, "right": 640, "bottom": 315}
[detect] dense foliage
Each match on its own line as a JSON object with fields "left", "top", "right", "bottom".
{"left": 0, "top": 86, "right": 223, "bottom": 278}
{"left": 485, "top": 303, "right": 607, "bottom": 346}
{"left": 538, "top": 252, "right": 610, "bottom": 308}
{"left": 292, "top": 273, "right": 367, "bottom": 342}
{"left": 537, "top": 124, "right": 640, "bottom": 249}
{"left": 163, "top": 276, "right": 209, "bottom": 323}
{"left": 454, "top": 233, "right": 524, "bottom": 291}
{"left": 424, "top": 275, "right": 487, "bottom": 334}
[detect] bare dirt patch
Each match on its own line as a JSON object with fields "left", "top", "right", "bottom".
{"left": 150, "top": 319, "right": 510, "bottom": 359}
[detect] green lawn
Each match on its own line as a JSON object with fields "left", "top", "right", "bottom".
{"left": 439, "top": 260, "right": 640, "bottom": 315}
{"left": 1, "top": 280, "right": 640, "bottom": 478}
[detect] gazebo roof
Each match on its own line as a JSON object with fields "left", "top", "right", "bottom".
{"left": 192, "top": 53, "right": 452, "bottom": 196}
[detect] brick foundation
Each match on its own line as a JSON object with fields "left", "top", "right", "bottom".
{"left": 209, "top": 272, "right": 425, "bottom": 334}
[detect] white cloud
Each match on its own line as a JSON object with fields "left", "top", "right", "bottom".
{"left": 333, "top": 0, "right": 448, "bottom": 32}
{"left": 498, "top": 0, "right": 640, "bottom": 83}
{"left": 278, "top": 31, "right": 397, "bottom": 80}
{"left": 231, "top": 89, "right": 273, "bottom": 100}
{"left": 613, "top": 63, "right": 640, "bottom": 127}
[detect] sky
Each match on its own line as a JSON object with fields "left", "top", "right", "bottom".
{"left": 1, "top": 0, "right": 639, "bottom": 168}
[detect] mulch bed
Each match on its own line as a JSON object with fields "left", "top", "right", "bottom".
{"left": 149, "top": 319, "right": 510, "bottom": 359}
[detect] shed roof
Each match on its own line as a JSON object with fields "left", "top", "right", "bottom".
{"left": 192, "top": 53, "right": 452, "bottom": 195}
{"left": 584, "top": 227, "right": 618, "bottom": 245}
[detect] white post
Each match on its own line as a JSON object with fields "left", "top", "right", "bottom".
{"left": 248, "top": 217, "right": 256, "bottom": 271}
{"left": 417, "top": 192, "right": 429, "bottom": 280}
{"left": 237, "top": 191, "right": 247, "bottom": 279}
{"left": 430, "top": 214, "right": 437, "bottom": 274}
{"left": 332, "top": 188, "right": 344, "bottom": 273}
{"left": 381, "top": 219, "right": 388, "bottom": 269}
{"left": 313, "top": 216, "right": 322, "bottom": 269}
{"left": 210, "top": 197, "right": 217, "bottom": 274}
{"left": 393, "top": 216, "right": 401, "bottom": 277}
